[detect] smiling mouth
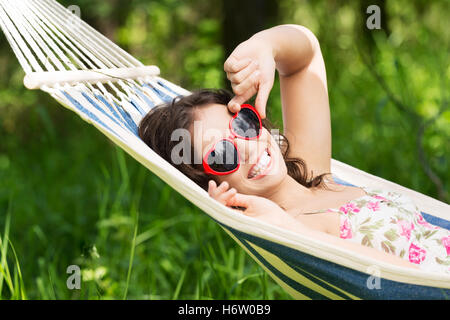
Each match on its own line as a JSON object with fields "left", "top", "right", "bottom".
{"left": 247, "top": 147, "right": 272, "bottom": 179}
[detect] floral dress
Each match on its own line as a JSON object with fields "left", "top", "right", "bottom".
{"left": 318, "top": 186, "right": 450, "bottom": 274}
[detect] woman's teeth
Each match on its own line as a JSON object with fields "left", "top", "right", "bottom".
{"left": 248, "top": 150, "right": 271, "bottom": 179}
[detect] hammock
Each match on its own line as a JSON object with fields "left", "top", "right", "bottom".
{"left": 1, "top": 0, "right": 449, "bottom": 300}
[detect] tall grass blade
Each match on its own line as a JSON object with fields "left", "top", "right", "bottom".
{"left": 0, "top": 203, "right": 14, "bottom": 298}
{"left": 123, "top": 207, "right": 139, "bottom": 300}
{"left": 172, "top": 268, "right": 187, "bottom": 300}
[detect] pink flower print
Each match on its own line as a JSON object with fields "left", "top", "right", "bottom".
{"left": 339, "top": 203, "right": 360, "bottom": 214}
{"left": 339, "top": 205, "right": 350, "bottom": 214}
{"left": 340, "top": 218, "right": 353, "bottom": 239}
{"left": 408, "top": 243, "right": 426, "bottom": 265}
{"left": 366, "top": 201, "right": 380, "bottom": 212}
{"left": 373, "top": 195, "right": 387, "bottom": 201}
{"left": 397, "top": 220, "right": 415, "bottom": 241}
{"left": 415, "top": 213, "right": 439, "bottom": 230}
{"left": 347, "top": 203, "right": 360, "bottom": 213}
{"left": 441, "top": 236, "right": 450, "bottom": 256}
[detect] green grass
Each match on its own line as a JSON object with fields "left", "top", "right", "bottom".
{"left": 1, "top": 0, "right": 447, "bottom": 300}
{"left": 0, "top": 102, "right": 291, "bottom": 299}
{"left": 0, "top": 201, "right": 26, "bottom": 299}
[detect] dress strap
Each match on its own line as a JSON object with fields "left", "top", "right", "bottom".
{"left": 298, "top": 185, "right": 371, "bottom": 215}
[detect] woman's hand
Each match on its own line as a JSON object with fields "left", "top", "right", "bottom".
{"left": 223, "top": 34, "right": 276, "bottom": 119}
{"left": 208, "top": 180, "right": 287, "bottom": 226}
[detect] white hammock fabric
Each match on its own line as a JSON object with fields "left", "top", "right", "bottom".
{"left": 1, "top": 0, "right": 449, "bottom": 299}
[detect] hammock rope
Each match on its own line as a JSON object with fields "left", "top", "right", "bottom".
{"left": 1, "top": 0, "right": 449, "bottom": 299}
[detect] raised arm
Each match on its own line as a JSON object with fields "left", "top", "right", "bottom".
{"left": 224, "top": 25, "right": 332, "bottom": 177}
{"left": 257, "top": 25, "right": 321, "bottom": 78}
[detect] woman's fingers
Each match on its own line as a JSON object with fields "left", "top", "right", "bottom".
{"left": 226, "top": 61, "right": 259, "bottom": 114}
{"left": 227, "top": 70, "right": 261, "bottom": 112}
{"left": 229, "top": 72, "right": 272, "bottom": 119}
{"left": 208, "top": 180, "right": 216, "bottom": 196}
{"left": 208, "top": 180, "right": 240, "bottom": 206}
{"left": 209, "top": 185, "right": 266, "bottom": 218}
{"left": 228, "top": 87, "right": 256, "bottom": 113}
{"left": 227, "top": 60, "right": 258, "bottom": 84}
{"left": 208, "top": 180, "right": 229, "bottom": 199}
{"left": 232, "top": 70, "right": 260, "bottom": 96}
{"left": 254, "top": 78, "right": 273, "bottom": 119}
{"left": 216, "top": 181, "right": 229, "bottom": 194}
{"left": 227, "top": 101, "right": 241, "bottom": 114}
{"left": 224, "top": 56, "right": 252, "bottom": 74}
{"left": 221, "top": 187, "right": 237, "bottom": 204}
{"left": 227, "top": 193, "right": 257, "bottom": 214}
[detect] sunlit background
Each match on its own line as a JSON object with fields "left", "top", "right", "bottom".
{"left": 0, "top": 0, "right": 448, "bottom": 299}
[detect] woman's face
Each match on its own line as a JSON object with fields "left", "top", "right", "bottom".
{"left": 191, "top": 103, "right": 288, "bottom": 196}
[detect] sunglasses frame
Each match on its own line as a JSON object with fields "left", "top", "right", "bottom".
{"left": 202, "top": 104, "right": 262, "bottom": 176}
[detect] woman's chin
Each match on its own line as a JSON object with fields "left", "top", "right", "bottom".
{"left": 227, "top": 142, "right": 287, "bottom": 195}
{"left": 242, "top": 164, "right": 287, "bottom": 196}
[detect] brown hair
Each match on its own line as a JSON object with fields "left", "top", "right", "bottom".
{"left": 138, "top": 88, "right": 331, "bottom": 191}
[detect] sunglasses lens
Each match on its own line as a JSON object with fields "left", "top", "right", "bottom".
{"left": 231, "top": 108, "right": 261, "bottom": 138}
{"left": 206, "top": 140, "right": 238, "bottom": 173}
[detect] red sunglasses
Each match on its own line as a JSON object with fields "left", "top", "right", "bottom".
{"left": 202, "top": 104, "right": 262, "bottom": 175}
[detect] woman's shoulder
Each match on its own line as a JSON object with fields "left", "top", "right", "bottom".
{"left": 328, "top": 177, "right": 402, "bottom": 199}
{"left": 354, "top": 185, "right": 421, "bottom": 214}
{"left": 327, "top": 178, "right": 418, "bottom": 208}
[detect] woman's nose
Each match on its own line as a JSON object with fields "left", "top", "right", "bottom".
{"left": 235, "top": 139, "right": 259, "bottom": 164}
{"left": 226, "top": 128, "right": 235, "bottom": 140}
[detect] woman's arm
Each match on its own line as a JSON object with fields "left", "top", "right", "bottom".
{"left": 280, "top": 216, "right": 419, "bottom": 270}
{"left": 209, "top": 180, "right": 419, "bottom": 270}
{"left": 259, "top": 25, "right": 332, "bottom": 177}
{"left": 253, "top": 25, "right": 321, "bottom": 78}
{"left": 224, "top": 25, "right": 332, "bottom": 177}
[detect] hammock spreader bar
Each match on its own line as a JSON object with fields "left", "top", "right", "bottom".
{"left": 23, "top": 65, "right": 161, "bottom": 89}
{"left": 1, "top": 0, "right": 449, "bottom": 299}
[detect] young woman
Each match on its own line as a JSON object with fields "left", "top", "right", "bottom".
{"left": 139, "top": 25, "right": 450, "bottom": 274}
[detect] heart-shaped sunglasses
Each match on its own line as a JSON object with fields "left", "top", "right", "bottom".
{"left": 202, "top": 104, "right": 262, "bottom": 175}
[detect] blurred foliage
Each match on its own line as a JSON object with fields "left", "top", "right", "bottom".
{"left": 278, "top": 0, "right": 449, "bottom": 200}
{"left": 0, "top": 0, "right": 448, "bottom": 299}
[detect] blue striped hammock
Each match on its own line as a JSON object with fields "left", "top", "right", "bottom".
{"left": 1, "top": 0, "right": 449, "bottom": 299}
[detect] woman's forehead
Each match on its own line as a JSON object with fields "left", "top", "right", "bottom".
{"left": 194, "top": 104, "right": 232, "bottom": 142}
{"left": 196, "top": 103, "right": 231, "bottom": 125}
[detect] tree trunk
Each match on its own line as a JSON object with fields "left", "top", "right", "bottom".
{"left": 221, "top": 0, "right": 280, "bottom": 91}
